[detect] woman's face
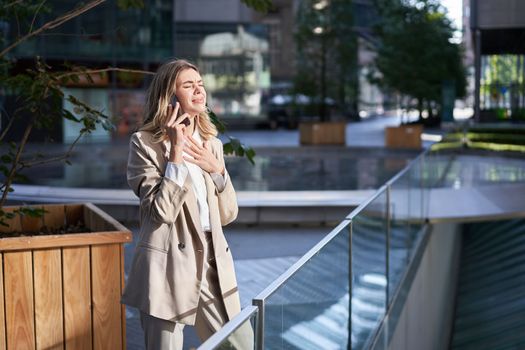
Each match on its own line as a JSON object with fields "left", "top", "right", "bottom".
{"left": 174, "top": 68, "right": 206, "bottom": 117}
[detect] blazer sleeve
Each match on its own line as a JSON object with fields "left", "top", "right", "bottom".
{"left": 213, "top": 138, "right": 238, "bottom": 226}
{"left": 127, "top": 133, "right": 188, "bottom": 224}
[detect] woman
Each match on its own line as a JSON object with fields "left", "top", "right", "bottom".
{"left": 122, "top": 59, "right": 252, "bottom": 350}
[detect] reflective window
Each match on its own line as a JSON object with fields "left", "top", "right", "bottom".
{"left": 10, "top": 0, "right": 172, "bottom": 60}
{"left": 176, "top": 23, "right": 270, "bottom": 118}
{"left": 480, "top": 54, "right": 525, "bottom": 121}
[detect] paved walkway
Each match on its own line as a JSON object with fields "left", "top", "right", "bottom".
{"left": 124, "top": 225, "right": 329, "bottom": 350}
{"left": 221, "top": 114, "right": 432, "bottom": 148}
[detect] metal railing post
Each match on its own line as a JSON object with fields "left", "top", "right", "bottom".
{"left": 421, "top": 151, "right": 426, "bottom": 219}
{"left": 347, "top": 219, "right": 353, "bottom": 350}
{"left": 252, "top": 298, "right": 264, "bottom": 350}
{"left": 386, "top": 184, "right": 391, "bottom": 309}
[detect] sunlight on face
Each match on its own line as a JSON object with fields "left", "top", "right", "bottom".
{"left": 175, "top": 68, "right": 207, "bottom": 116}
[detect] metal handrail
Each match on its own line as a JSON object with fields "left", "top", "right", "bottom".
{"left": 346, "top": 185, "right": 388, "bottom": 220}
{"left": 197, "top": 305, "right": 258, "bottom": 350}
{"left": 202, "top": 147, "right": 443, "bottom": 349}
{"left": 385, "top": 147, "right": 431, "bottom": 187}
{"left": 252, "top": 218, "right": 353, "bottom": 303}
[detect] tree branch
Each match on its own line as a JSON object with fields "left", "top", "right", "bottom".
{"left": 4, "top": 0, "right": 24, "bottom": 8}
{"left": 18, "top": 130, "right": 84, "bottom": 169}
{"left": 0, "top": 113, "right": 15, "bottom": 142}
{"left": 56, "top": 67, "right": 155, "bottom": 79}
{"left": 0, "top": 0, "right": 106, "bottom": 58}
{"left": 29, "top": 0, "right": 48, "bottom": 34}
{"left": 0, "top": 115, "right": 35, "bottom": 208}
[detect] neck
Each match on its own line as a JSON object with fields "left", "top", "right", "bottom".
{"left": 188, "top": 115, "right": 197, "bottom": 135}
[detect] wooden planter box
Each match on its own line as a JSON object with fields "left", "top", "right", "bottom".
{"left": 0, "top": 203, "right": 132, "bottom": 350}
{"left": 299, "top": 121, "right": 346, "bottom": 145}
{"left": 385, "top": 124, "right": 423, "bottom": 149}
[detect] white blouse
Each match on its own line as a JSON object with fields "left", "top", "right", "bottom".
{"left": 164, "top": 130, "right": 227, "bottom": 232}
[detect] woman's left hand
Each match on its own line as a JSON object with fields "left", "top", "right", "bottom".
{"left": 183, "top": 136, "right": 225, "bottom": 175}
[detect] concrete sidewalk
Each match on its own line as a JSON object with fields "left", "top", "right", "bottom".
{"left": 220, "top": 113, "right": 437, "bottom": 148}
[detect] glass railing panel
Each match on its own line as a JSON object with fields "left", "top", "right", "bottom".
{"left": 423, "top": 148, "right": 453, "bottom": 189}
{"left": 407, "top": 157, "right": 425, "bottom": 233}
{"left": 421, "top": 151, "right": 431, "bottom": 218}
{"left": 351, "top": 189, "right": 388, "bottom": 349}
{"left": 388, "top": 169, "right": 411, "bottom": 304}
{"left": 198, "top": 306, "right": 257, "bottom": 350}
{"left": 422, "top": 149, "right": 447, "bottom": 217}
{"left": 262, "top": 221, "right": 351, "bottom": 349}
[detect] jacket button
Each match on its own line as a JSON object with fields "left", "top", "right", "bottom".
{"left": 226, "top": 247, "right": 229, "bottom": 252}
{"left": 178, "top": 243, "right": 185, "bottom": 250}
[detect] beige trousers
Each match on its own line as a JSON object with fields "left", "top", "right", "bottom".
{"left": 140, "top": 232, "right": 253, "bottom": 350}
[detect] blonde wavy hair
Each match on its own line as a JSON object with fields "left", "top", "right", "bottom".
{"left": 140, "top": 59, "right": 217, "bottom": 142}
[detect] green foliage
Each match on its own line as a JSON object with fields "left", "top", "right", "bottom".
{"left": 117, "top": 0, "right": 145, "bottom": 10}
{"left": 0, "top": 0, "right": 140, "bottom": 228}
{"left": 241, "top": 0, "right": 273, "bottom": 13}
{"left": 209, "top": 107, "right": 256, "bottom": 165}
{"left": 0, "top": 206, "right": 47, "bottom": 228}
{"left": 370, "top": 0, "right": 467, "bottom": 118}
{"left": 294, "top": 0, "right": 358, "bottom": 121}
{"left": 0, "top": 0, "right": 52, "bottom": 41}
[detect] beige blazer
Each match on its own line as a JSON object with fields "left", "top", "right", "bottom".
{"left": 121, "top": 130, "right": 241, "bottom": 325}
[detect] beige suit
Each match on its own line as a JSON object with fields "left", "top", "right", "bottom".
{"left": 122, "top": 130, "right": 242, "bottom": 326}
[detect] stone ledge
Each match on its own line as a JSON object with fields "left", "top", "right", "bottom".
{"left": 10, "top": 184, "right": 371, "bottom": 225}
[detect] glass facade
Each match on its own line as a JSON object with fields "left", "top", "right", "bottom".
{"left": 5, "top": 0, "right": 171, "bottom": 142}
{"left": 61, "top": 88, "right": 146, "bottom": 143}
{"left": 11, "top": 0, "right": 172, "bottom": 61}
{"left": 175, "top": 23, "right": 270, "bottom": 118}
{"left": 480, "top": 54, "right": 525, "bottom": 121}
{"left": 8, "top": 1, "right": 271, "bottom": 142}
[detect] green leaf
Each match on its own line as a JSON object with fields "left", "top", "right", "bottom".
{"left": 223, "top": 137, "right": 256, "bottom": 164}
{"left": 223, "top": 142, "right": 234, "bottom": 155}
{"left": 241, "top": 0, "right": 273, "bottom": 13}
{"left": 17, "top": 207, "right": 47, "bottom": 218}
{"left": 70, "top": 74, "right": 80, "bottom": 83}
{"left": 228, "top": 137, "right": 241, "bottom": 149}
{"left": 117, "top": 0, "right": 145, "bottom": 10}
{"left": 101, "top": 119, "right": 115, "bottom": 131}
{"left": 1, "top": 154, "right": 12, "bottom": 163}
{"left": 208, "top": 106, "right": 226, "bottom": 133}
{"left": 246, "top": 147, "right": 256, "bottom": 165}
{"left": 85, "top": 73, "right": 94, "bottom": 84}
{"left": 63, "top": 110, "right": 80, "bottom": 122}
{"left": 13, "top": 173, "right": 29, "bottom": 183}
{"left": 0, "top": 165, "right": 8, "bottom": 176}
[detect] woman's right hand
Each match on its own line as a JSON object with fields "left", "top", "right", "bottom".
{"left": 165, "top": 102, "right": 189, "bottom": 164}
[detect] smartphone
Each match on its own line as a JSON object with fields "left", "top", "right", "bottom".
{"left": 170, "top": 95, "right": 190, "bottom": 126}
